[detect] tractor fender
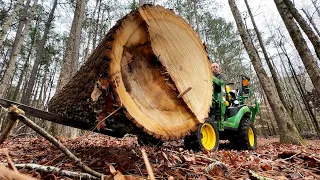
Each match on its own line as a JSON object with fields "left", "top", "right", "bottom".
{"left": 224, "top": 106, "right": 251, "bottom": 129}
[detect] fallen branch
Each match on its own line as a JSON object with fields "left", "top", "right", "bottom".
{"left": 141, "top": 149, "right": 155, "bottom": 180}
{"left": 0, "top": 105, "right": 21, "bottom": 144}
{"left": 0, "top": 165, "right": 36, "bottom": 180}
{"left": 5, "top": 106, "right": 111, "bottom": 179}
{"left": 0, "top": 163, "right": 99, "bottom": 180}
{"left": 0, "top": 149, "right": 18, "bottom": 172}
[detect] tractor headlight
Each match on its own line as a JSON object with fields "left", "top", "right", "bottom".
{"left": 234, "top": 100, "right": 239, "bottom": 105}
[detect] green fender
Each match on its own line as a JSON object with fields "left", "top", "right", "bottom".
{"left": 224, "top": 106, "right": 251, "bottom": 129}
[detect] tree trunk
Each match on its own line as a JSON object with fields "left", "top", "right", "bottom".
{"left": 83, "top": 0, "right": 99, "bottom": 62}
{"left": 48, "top": 5, "right": 212, "bottom": 141}
{"left": 51, "top": 0, "right": 86, "bottom": 137}
{"left": 0, "top": 0, "right": 38, "bottom": 98}
{"left": 11, "top": 21, "right": 38, "bottom": 102}
{"left": 56, "top": 0, "right": 85, "bottom": 93}
{"left": 276, "top": 42, "right": 313, "bottom": 132}
{"left": 98, "top": 6, "right": 106, "bottom": 43}
{"left": 312, "top": 0, "right": 320, "bottom": 18}
{"left": 139, "top": 0, "right": 146, "bottom": 7}
{"left": 193, "top": 0, "right": 200, "bottom": 37}
{"left": 284, "top": 48, "right": 320, "bottom": 136}
{"left": 92, "top": 0, "right": 101, "bottom": 50}
{"left": 283, "top": 0, "right": 320, "bottom": 60}
{"left": 44, "top": 61, "right": 57, "bottom": 108}
{"left": 274, "top": 0, "right": 320, "bottom": 97}
{"left": 229, "top": 0, "right": 303, "bottom": 145}
{"left": 0, "top": 0, "right": 25, "bottom": 46}
{"left": 301, "top": 8, "right": 320, "bottom": 37}
{"left": 261, "top": 87, "right": 277, "bottom": 135}
{"left": 244, "top": 0, "right": 291, "bottom": 113}
{"left": 186, "top": 0, "right": 192, "bottom": 25}
{"left": 21, "top": 0, "right": 57, "bottom": 106}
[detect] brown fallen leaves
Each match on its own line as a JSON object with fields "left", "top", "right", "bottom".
{"left": 0, "top": 136, "right": 319, "bottom": 179}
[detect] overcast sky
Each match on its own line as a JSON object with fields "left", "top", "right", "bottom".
{"left": 50, "top": 0, "right": 319, "bottom": 74}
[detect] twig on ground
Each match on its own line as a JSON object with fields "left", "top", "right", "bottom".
{"left": 175, "top": 166, "right": 217, "bottom": 179}
{"left": 0, "top": 165, "right": 36, "bottom": 180}
{"left": 0, "top": 163, "right": 99, "bottom": 180}
{"left": 165, "top": 148, "right": 216, "bottom": 163}
{"left": 141, "top": 149, "right": 155, "bottom": 180}
{"left": 42, "top": 153, "right": 65, "bottom": 166}
{"left": 3, "top": 106, "right": 110, "bottom": 179}
{"left": 281, "top": 152, "right": 302, "bottom": 161}
{"left": 0, "top": 105, "right": 21, "bottom": 144}
{"left": 0, "top": 149, "right": 18, "bottom": 172}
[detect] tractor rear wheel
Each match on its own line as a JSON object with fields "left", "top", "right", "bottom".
{"left": 237, "top": 117, "right": 257, "bottom": 150}
{"left": 184, "top": 119, "right": 219, "bottom": 151}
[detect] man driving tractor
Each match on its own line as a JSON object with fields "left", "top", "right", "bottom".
{"left": 184, "top": 62, "right": 260, "bottom": 151}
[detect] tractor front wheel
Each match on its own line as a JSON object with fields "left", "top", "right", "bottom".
{"left": 184, "top": 119, "right": 219, "bottom": 151}
{"left": 237, "top": 118, "right": 257, "bottom": 150}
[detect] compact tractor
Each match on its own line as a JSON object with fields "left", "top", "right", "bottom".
{"left": 184, "top": 75, "right": 260, "bottom": 151}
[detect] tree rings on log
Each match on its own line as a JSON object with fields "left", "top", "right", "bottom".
{"left": 48, "top": 5, "right": 212, "bottom": 141}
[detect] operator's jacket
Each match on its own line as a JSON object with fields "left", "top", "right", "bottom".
{"left": 214, "top": 73, "right": 227, "bottom": 82}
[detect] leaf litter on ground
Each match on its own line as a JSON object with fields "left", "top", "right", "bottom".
{"left": 0, "top": 135, "right": 319, "bottom": 179}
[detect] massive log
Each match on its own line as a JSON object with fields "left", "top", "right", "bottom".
{"left": 48, "top": 5, "right": 212, "bottom": 141}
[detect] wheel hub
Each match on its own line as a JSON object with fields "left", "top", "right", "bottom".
{"left": 201, "top": 123, "right": 216, "bottom": 150}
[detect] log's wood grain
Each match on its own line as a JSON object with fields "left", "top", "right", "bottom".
{"left": 48, "top": 5, "right": 212, "bottom": 140}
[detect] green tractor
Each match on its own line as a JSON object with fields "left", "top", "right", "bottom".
{"left": 184, "top": 75, "right": 260, "bottom": 151}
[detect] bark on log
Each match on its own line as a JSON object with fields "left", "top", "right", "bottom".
{"left": 48, "top": 5, "right": 212, "bottom": 141}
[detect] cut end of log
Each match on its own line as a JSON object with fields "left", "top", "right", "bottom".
{"left": 108, "top": 5, "right": 212, "bottom": 140}
{"left": 48, "top": 5, "right": 212, "bottom": 141}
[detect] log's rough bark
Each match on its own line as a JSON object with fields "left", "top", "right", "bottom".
{"left": 48, "top": 5, "right": 212, "bottom": 141}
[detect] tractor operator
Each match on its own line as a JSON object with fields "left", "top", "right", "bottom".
{"left": 211, "top": 62, "right": 227, "bottom": 82}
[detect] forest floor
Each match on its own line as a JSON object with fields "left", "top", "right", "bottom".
{"left": 0, "top": 134, "right": 319, "bottom": 180}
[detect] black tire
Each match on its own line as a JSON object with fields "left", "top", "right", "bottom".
{"left": 137, "top": 133, "right": 163, "bottom": 146}
{"left": 184, "top": 119, "right": 219, "bottom": 151}
{"left": 236, "top": 117, "right": 257, "bottom": 150}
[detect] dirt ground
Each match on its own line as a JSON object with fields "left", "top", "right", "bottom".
{"left": 0, "top": 134, "right": 319, "bottom": 179}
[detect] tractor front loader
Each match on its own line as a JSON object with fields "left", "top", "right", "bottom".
{"left": 184, "top": 75, "right": 260, "bottom": 151}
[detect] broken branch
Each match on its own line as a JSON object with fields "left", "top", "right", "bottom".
{"left": 7, "top": 106, "right": 110, "bottom": 179}
{"left": 0, "top": 163, "right": 99, "bottom": 180}
{"left": 177, "top": 87, "right": 192, "bottom": 98}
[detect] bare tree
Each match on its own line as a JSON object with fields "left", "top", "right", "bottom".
{"left": 244, "top": 0, "right": 291, "bottom": 113}
{"left": 301, "top": 8, "right": 320, "bottom": 37}
{"left": 52, "top": 0, "right": 86, "bottom": 137}
{"left": 229, "top": 0, "right": 303, "bottom": 145}
{"left": 56, "top": 0, "right": 86, "bottom": 93}
{"left": 312, "top": 0, "right": 320, "bottom": 18}
{"left": 193, "top": 0, "right": 200, "bottom": 37}
{"left": 0, "top": 0, "right": 38, "bottom": 98}
{"left": 274, "top": 0, "right": 320, "bottom": 97}
{"left": 186, "top": 0, "right": 192, "bottom": 25}
{"left": 139, "top": 0, "right": 146, "bottom": 7}
{"left": 0, "top": 0, "right": 25, "bottom": 46}
{"left": 92, "top": 0, "right": 101, "bottom": 50}
{"left": 83, "top": 0, "right": 99, "bottom": 62}
{"left": 283, "top": 0, "right": 320, "bottom": 60}
{"left": 21, "top": 0, "right": 58, "bottom": 106}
